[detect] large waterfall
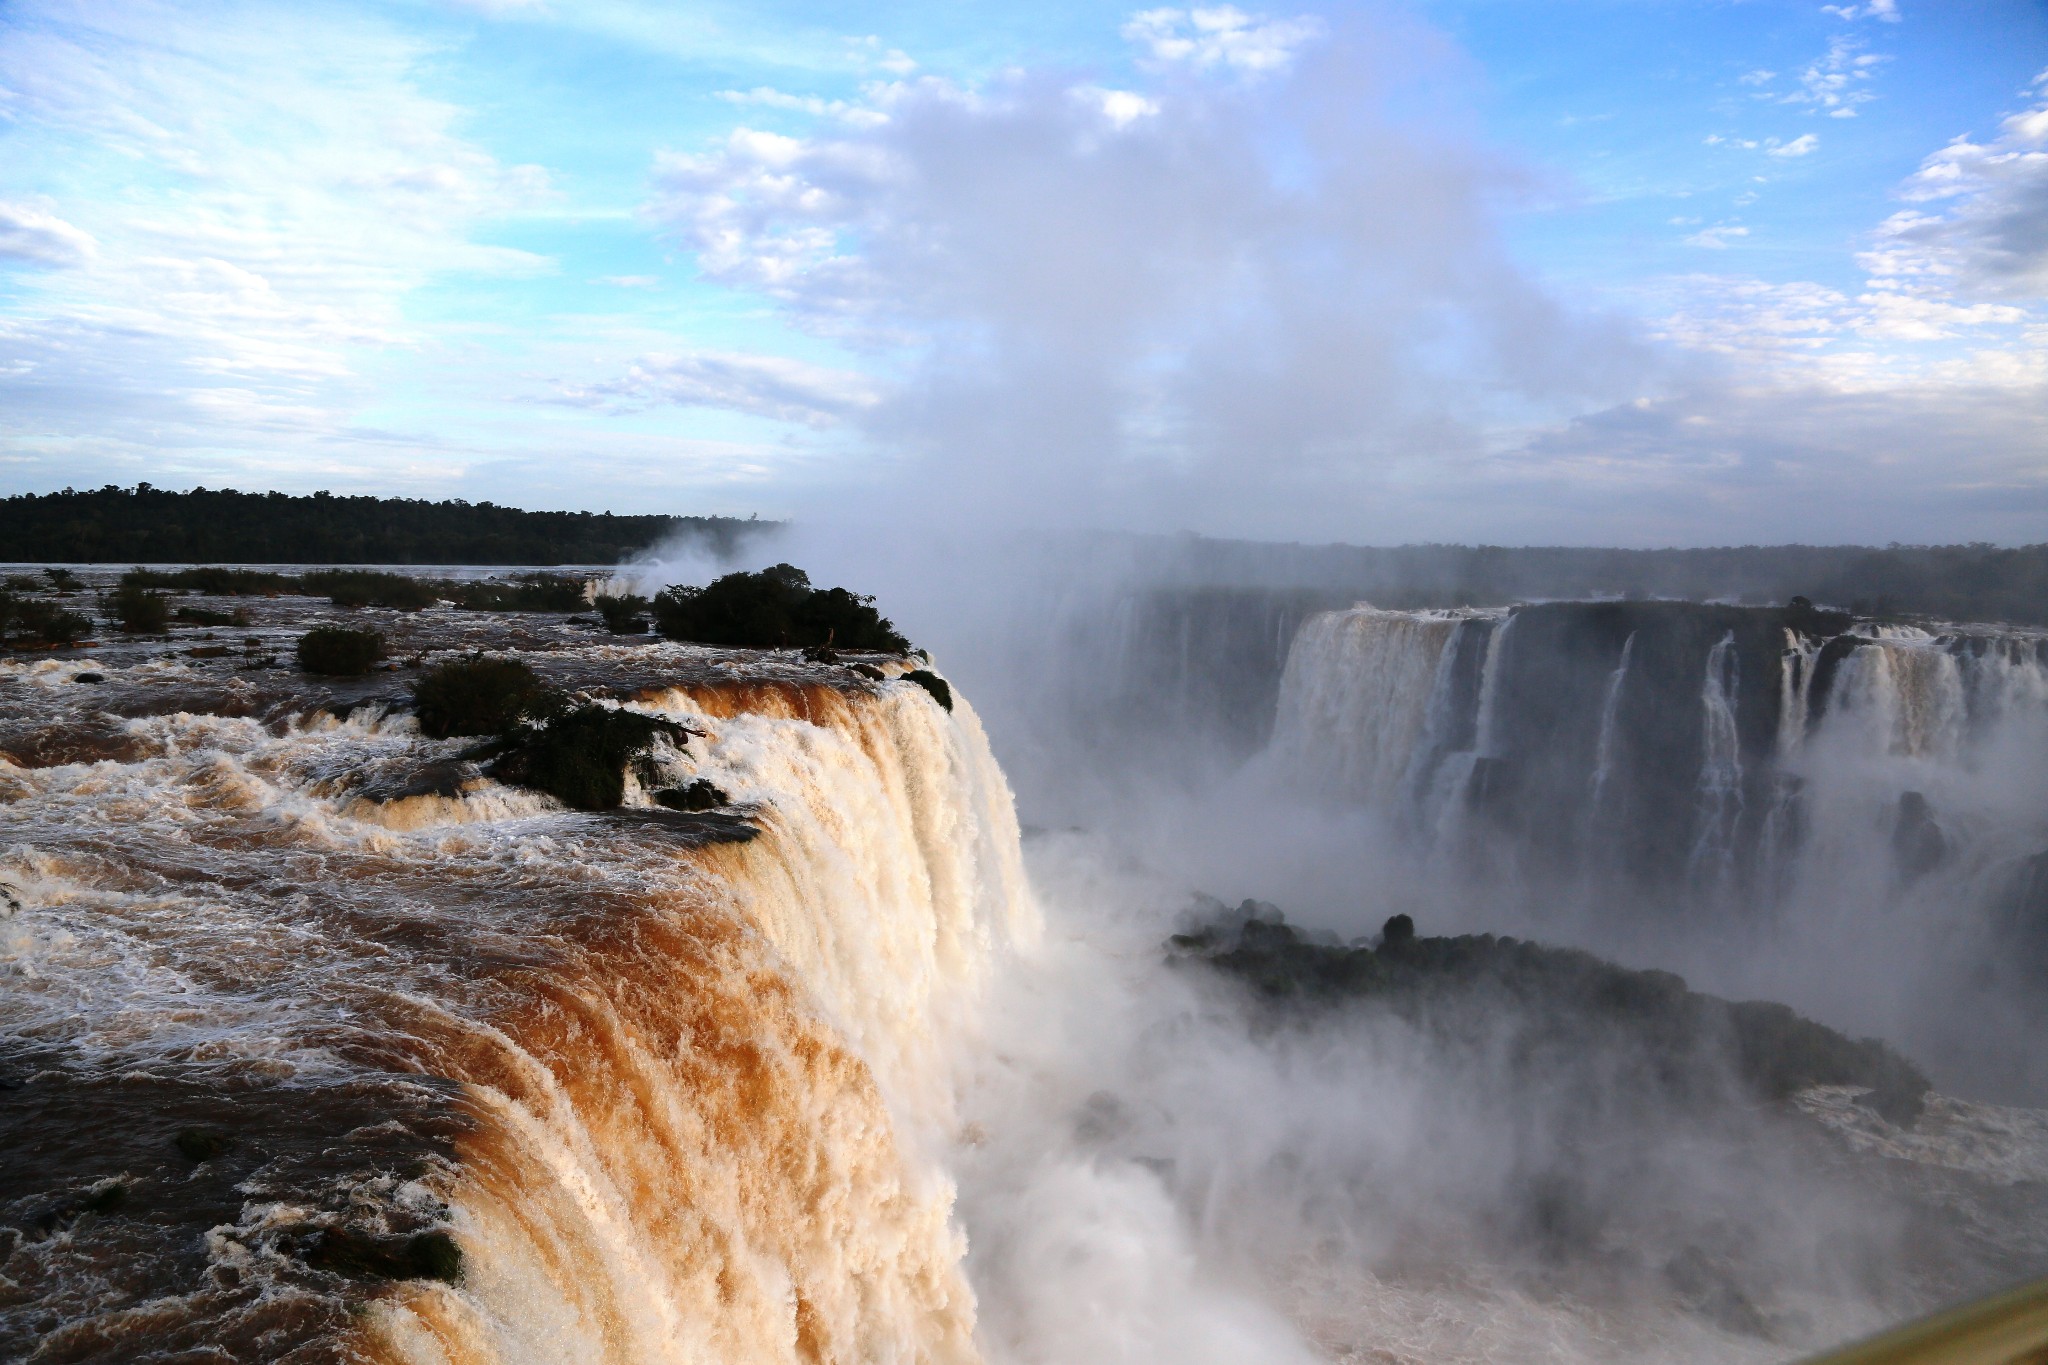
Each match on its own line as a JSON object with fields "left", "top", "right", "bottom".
{"left": 1, "top": 645, "right": 1034, "bottom": 1363}
{"left": 1265, "top": 599, "right": 2048, "bottom": 1094}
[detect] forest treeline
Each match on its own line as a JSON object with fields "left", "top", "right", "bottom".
{"left": 1155, "top": 538, "right": 2048, "bottom": 627}
{"left": 3, "top": 485, "right": 767, "bottom": 566}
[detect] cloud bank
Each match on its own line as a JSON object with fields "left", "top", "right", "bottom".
{"left": 645, "top": 14, "right": 1653, "bottom": 536}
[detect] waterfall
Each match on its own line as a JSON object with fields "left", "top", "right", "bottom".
{"left": 1588, "top": 631, "right": 1637, "bottom": 816}
{"left": 0, "top": 662, "right": 1035, "bottom": 1365}
{"left": 1687, "top": 631, "right": 1745, "bottom": 886}
{"left": 1268, "top": 607, "right": 1469, "bottom": 806}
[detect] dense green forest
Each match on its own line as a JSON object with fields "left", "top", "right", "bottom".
{"left": 2, "top": 485, "right": 765, "bottom": 565}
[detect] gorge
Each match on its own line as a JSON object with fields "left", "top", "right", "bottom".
{"left": 3, "top": 567, "right": 2046, "bottom": 1364}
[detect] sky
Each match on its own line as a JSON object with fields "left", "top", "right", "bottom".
{"left": 0, "top": 0, "right": 2044, "bottom": 545}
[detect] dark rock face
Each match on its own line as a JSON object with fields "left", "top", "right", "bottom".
{"left": 1467, "top": 602, "right": 1792, "bottom": 890}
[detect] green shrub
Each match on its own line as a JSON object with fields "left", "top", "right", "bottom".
{"left": 492, "top": 704, "right": 690, "bottom": 810}
{"left": 124, "top": 566, "right": 297, "bottom": 596}
{"left": 42, "top": 567, "right": 78, "bottom": 592}
{"left": 596, "top": 594, "right": 651, "bottom": 635}
{"left": 652, "top": 564, "right": 910, "bottom": 652}
{"left": 103, "top": 580, "right": 172, "bottom": 633}
{"left": 1, "top": 594, "right": 92, "bottom": 645}
{"left": 411, "top": 655, "right": 556, "bottom": 739}
{"left": 301, "top": 570, "right": 443, "bottom": 612}
{"left": 297, "top": 625, "right": 386, "bottom": 675}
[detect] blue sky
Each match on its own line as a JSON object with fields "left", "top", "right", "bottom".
{"left": 1, "top": 0, "right": 2044, "bottom": 543}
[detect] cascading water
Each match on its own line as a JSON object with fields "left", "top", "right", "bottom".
{"left": 1587, "top": 631, "right": 1636, "bottom": 818}
{"left": 0, "top": 610, "right": 1035, "bottom": 1365}
{"left": 1687, "top": 631, "right": 1744, "bottom": 888}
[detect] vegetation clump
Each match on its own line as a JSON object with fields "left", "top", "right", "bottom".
{"left": 0, "top": 591, "right": 91, "bottom": 646}
{"left": 595, "top": 593, "right": 651, "bottom": 634}
{"left": 901, "top": 669, "right": 953, "bottom": 711}
{"left": 119, "top": 566, "right": 295, "bottom": 596}
{"left": 301, "top": 569, "right": 443, "bottom": 612}
{"left": 296, "top": 625, "right": 387, "bottom": 675}
{"left": 1171, "top": 908, "right": 1930, "bottom": 1124}
{"left": 490, "top": 704, "right": 693, "bottom": 810}
{"left": 411, "top": 656, "right": 556, "bottom": 739}
{"left": 101, "top": 580, "right": 172, "bottom": 633}
{"left": 652, "top": 564, "right": 910, "bottom": 652}
{"left": 449, "top": 573, "right": 588, "bottom": 612}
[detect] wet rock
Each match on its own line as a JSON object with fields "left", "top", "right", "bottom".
{"left": 174, "top": 1128, "right": 233, "bottom": 1163}
{"left": 302, "top": 1227, "right": 461, "bottom": 1284}
{"left": 654, "top": 778, "right": 728, "bottom": 812}
{"left": 902, "top": 669, "right": 953, "bottom": 712}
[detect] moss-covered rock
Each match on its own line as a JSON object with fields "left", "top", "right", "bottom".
{"left": 1171, "top": 910, "right": 1930, "bottom": 1124}
{"left": 902, "top": 669, "right": 953, "bottom": 712}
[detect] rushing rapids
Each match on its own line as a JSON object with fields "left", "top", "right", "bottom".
{"left": 0, "top": 585, "right": 1032, "bottom": 1364}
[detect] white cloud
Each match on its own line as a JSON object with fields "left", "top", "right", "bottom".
{"left": 1080, "top": 87, "right": 1162, "bottom": 128}
{"left": 716, "top": 85, "right": 891, "bottom": 129}
{"left": 598, "top": 275, "right": 660, "bottom": 288}
{"left": 1739, "top": 69, "right": 1777, "bottom": 87}
{"left": 0, "top": 202, "right": 97, "bottom": 267}
{"left": 1768, "top": 133, "right": 1819, "bottom": 158}
{"left": 646, "top": 24, "right": 1650, "bottom": 531}
{"left": 0, "top": 2, "right": 553, "bottom": 470}
{"left": 1820, "top": 0, "right": 1900, "bottom": 21}
{"left": 1785, "top": 38, "right": 1886, "bottom": 116}
{"left": 1686, "top": 225, "right": 1751, "bottom": 248}
{"left": 1857, "top": 90, "right": 2048, "bottom": 298}
{"left": 1120, "top": 6, "right": 1325, "bottom": 76}
{"left": 553, "top": 350, "right": 881, "bottom": 425}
